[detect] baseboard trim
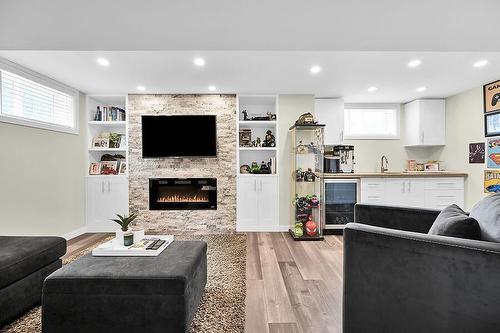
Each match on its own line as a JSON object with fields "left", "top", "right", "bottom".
{"left": 86, "top": 226, "right": 117, "bottom": 233}
{"left": 62, "top": 226, "right": 87, "bottom": 240}
{"left": 236, "top": 225, "right": 290, "bottom": 232}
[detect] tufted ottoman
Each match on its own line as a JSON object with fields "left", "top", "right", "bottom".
{"left": 42, "top": 240, "right": 207, "bottom": 333}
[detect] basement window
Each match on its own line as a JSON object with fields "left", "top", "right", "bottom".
{"left": 0, "top": 61, "right": 78, "bottom": 134}
{"left": 344, "top": 104, "right": 400, "bottom": 140}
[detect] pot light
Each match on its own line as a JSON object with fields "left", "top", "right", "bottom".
{"left": 136, "top": 85, "right": 146, "bottom": 91}
{"left": 473, "top": 59, "right": 488, "bottom": 68}
{"left": 310, "top": 65, "right": 321, "bottom": 74}
{"left": 96, "top": 57, "right": 110, "bottom": 67}
{"left": 367, "top": 86, "right": 378, "bottom": 92}
{"left": 208, "top": 85, "right": 216, "bottom": 92}
{"left": 408, "top": 59, "right": 422, "bottom": 68}
{"left": 416, "top": 86, "right": 427, "bottom": 92}
{"left": 194, "top": 57, "right": 206, "bottom": 67}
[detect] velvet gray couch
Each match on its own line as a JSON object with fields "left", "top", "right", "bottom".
{"left": 0, "top": 236, "right": 66, "bottom": 327}
{"left": 344, "top": 204, "right": 500, "bottom": 333}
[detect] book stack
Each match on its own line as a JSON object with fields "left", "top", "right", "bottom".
{"left": 94, "top": 106, "right": 126, "bottom": 121}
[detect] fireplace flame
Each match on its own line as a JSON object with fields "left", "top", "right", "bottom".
{"left": 157, "top": 194, "right": 209, "bottom": 203}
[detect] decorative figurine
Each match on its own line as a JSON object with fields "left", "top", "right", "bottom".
{"left": 242, "top": 110, "right": 249, "bottom": 121}
{"left": 295, "top": 222, "right": 304, "bottom": 237}
{"left": 305, "top": 217, "right": 318, "bottom": 236}
{"left": 250, "top": 162, "right": 260, "bottom": 173}
{"left": 260, "top": 161, "right": 271, "bottom": 174}
{"left": 296, "top": 141, "right": 307, "bottom": 154}
{"left": 240, "top": 164, "right": 250, "bottom": 174}
{"left": 295, "top": 112, "right": 316, "bottom": 125}
{"left": 267, "top": 112, "right": 277, "bottom": 120}
{"left": 239, "top": 129, "right": 252, "bottom": 147}
{"left": 296, "top": 168, "right": 304, "bottom": 181}
{"left": 251, "top": 140, "right": 256, "bottom": 147}
{"left": 256, "top": 137, "right": 262, "bottom": 147}
{"left": 304, "top": 168, "right": 316, "bottom": 182}
{"left": 308, "top": 194, "right": 320, "bottom": 208}
{"left": 262, "top": 130, "right": 276, "bottom": 147}
{"left": 307, "top": 142, "right": 320, "bottom": 154}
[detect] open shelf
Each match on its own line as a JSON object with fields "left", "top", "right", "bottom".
{"left": 88, "top": 121, "right": 126, "bottom": 127}
{"left": 89, "top": 148, "right": 127, "bottom": 152}
{"left": 238, "top": 147, "right": 277, "bottom": 151}
{"left": 238, "top": 120, "right": 276, "bottom": 127}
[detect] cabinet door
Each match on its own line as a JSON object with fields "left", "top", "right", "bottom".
{"left": 108, "top": 178, "right": 129, "bottom": 218}
{"left": 237, "top": 178, "right": 260, "bottom": 231}
{"left": 87, "top": 178, "right": 129, "bottom": 229}
{"left": 86, "top": 179, "right": 108, "bottom": 227}
{"left": 425, "top": 190, "right": 464, "bottom": 210}
{"left": 420, "top": 100, "right": 445, "bottom": 145}
{"left": 385, "top": 179, "right": 407, "bottom": 206}
{"left": 257, "top": 177, "right": 279, "bottom": 230}
{"left": 405, "top": 179, "right": 425, "bottom": 208}
{"left": 315, "top": 98, "right": 344, "bottom": 145}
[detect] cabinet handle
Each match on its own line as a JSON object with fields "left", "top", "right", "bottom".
{"left": 254, "top": 180, "right": 256, "bottom": 192}
{"left": 108, "top": 181, "right": 111, "bottom": 192}
{"left": 436, "top": 195, "right": 455, "bottom": 198}
{"left": 260, "top": 180, "right": 263, "bottom": 192}
{"left": 340, "top": 130, "right": 344, "bottom": 143}
{"left": 420, "top": 131, "right": 425, "bottom": 144}
{"left": 101, "top": 181, "right": 105, "bottom": 193}
{"left": 408, "top": 181, "right": 411, "bottom": 192}
{"left": 402, "top": 182, "right": 406, "bottom": 193}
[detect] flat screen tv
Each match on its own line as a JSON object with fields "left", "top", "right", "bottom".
{"left": 142, "top": 115, "right": 217, "bottom": 158}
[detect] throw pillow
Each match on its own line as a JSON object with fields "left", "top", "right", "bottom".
{"left": 428, "top": 204, "right": 481, "bottom": 240}
{"left": 469, "top": 192, "right": 500, "bottom": 242}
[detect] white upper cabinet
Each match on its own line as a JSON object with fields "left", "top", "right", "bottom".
{"left": 314, "top": 98, "right": 345, "bottom": 145}
{"left": 404, "top": 99, "right": 446, "bottom": 147}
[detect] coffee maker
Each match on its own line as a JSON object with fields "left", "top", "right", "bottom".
{"left": 324, "top": 145, "right": 355, "bottom": 173}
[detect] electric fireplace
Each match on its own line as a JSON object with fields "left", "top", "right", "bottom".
{"left": 149, "top": 178, "right": 217, "bottom": 210}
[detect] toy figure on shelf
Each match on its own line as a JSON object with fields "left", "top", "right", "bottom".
{"left": 268, "top": 112, "right": 277, "bottom": 120}
{"left": 242, "top": 110, "right": 249, "bottom": 121}
{"left": 296, "top": 141, "right": 307, "bottom": 154}
{"left": 260, "top": 161, "right": 271, "bottom": 174}
{"left": 250, "top": 162, "right": 260, "bottom": 173}
{"left": 307, "top": 142, "right": 320, "bottom": 154}
{"left": 296, "top": 168, "right": 304, "bottom": 181}
{"left": 256, "top": 137, "right": 262, "bottom": 147}
{"left": 308, "top": 194, "right": 320, "bottom": 208}
{"left": 295, "top": 222, "right": 304, "bottom": 237}
{"left": 295, "top": 112, "right": 316, "bottom": 125}
{"left": 262, "top": 130, "right": 276, "bottom": 147}
{"left": 303, "top": 168, "right": 316, "bottom": 182}
{"left": 305, "top": 217, "right": 318, "bottom": 236}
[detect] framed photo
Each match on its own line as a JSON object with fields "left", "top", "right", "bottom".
{"left": 89, "top": 163, "right": 101, "bottom": 175}
{"left": 484, "top": 170, "right": 500, "bottom": 193}
{"left": 469, "top": 142, "right": 485, "bottom": 164}
{"left": 487, "top": 137, "right": 500, "bottom": 168}
{"left": 424, "top": 163, "right": 439, "bottom": 171}
{"left": 484, "top": 80, "right": 500, "bottom": 113}
{"left": 100, "top": 161, "right": 118, "bottom": 175}
{"left": 92, "top": 137, "right": 109, "bottom": 148}
{"left": 118, "top": 162, "right": 127, "bottom": 175}
{"left": 485, "top": 111, "right": 500, "bottom": 137}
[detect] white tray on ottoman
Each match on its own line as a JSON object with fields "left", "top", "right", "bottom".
{"left": 92, "top": 235, "right": 174, "bottom": 257}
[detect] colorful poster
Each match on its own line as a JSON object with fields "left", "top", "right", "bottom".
{"left": 484, "top": 80, "right": 500, "bottom": 113}
{"left": 487, "top": 137, "right": 500, "bottom": 168}
{"left": 484, "top": 170, "right": 500, "bottom": 193}
{"left": 469, "top": 142, "right": 485, "bottom": 163}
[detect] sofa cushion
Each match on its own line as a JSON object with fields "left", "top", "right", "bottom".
{"left": 470, "top": 193, "right": 500, "bottom": 242}
{"left": 428, "top": 204, "right": 481, "bottom": 240}
{"left": 0, "top": 236, "right": 66, "bottom": 289}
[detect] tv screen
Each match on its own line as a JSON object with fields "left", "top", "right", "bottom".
{"left": 142, "top": 115, "right": 217, "bottom": 158}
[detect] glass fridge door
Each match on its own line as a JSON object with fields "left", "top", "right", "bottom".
{"left": 324, "top": 181, "right": 358, "bottom": 225}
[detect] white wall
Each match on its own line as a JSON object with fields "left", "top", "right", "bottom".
{"left": 278, "top": 94, "right": 315, "bottom": 228}
{"left": 0, "top": 93, "right": 87, "bottom": 236}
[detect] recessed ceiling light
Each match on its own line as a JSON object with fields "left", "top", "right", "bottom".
{"left": 473, "top": 59, "right": 488, "bottom": 68}
{"left": 194, "top": 57, "right": 206, "bottom": 67}
{"left": 416, "top": 86, "right": 427, "bottom": 92}
{"left": 208, "top": 85, "right": 216, "bottom": 92}
{"left": 136, "top": 85, "right": 146, "bottom": 91}
{"left": 96, "top": 57, "right": 110, "bottom": 67}
{"left": 310, "top": 65, "right": 321, "bottom": 74}
{"left": 408, "top": 59, "right": 422, "bottom": 68}
{"left": 367, "top": 86, "right": 378, "bottom": 92}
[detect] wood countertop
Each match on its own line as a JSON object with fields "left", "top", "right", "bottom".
{"left": 322, "top": 172, "right": 468, "bottom": 179}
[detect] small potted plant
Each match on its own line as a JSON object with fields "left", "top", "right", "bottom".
{"left": 112, "top": 213, "right": 138, "bottom": 246}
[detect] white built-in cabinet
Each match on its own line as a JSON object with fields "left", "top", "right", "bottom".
{"left": 314, "top": 98, "right": 345, "bottom": 145}
{"left": 404, "top": 99, "right": 446, "bottom": 146}
{"left": 237, "top": 176, "right": 279, "bottom": 231}
{"left": 361, "top": 177, "right": 465, "bottom": 210}
{"left": 86, "top": 176, "right": 129, "bottom": 231}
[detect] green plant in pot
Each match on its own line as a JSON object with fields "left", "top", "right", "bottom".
{"left": 112, "top": 213, "right": 138, "bottom": 246}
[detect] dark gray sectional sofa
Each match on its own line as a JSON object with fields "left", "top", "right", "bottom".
{"left": 344, "top": 201, "right": 500, "bottom": 333}
{"left": 0, "top": 236, "right": 66, "bottom": 327}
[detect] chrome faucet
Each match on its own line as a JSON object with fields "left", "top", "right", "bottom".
{"left": 381, "top": 155, "right": 389, "bottom": 173}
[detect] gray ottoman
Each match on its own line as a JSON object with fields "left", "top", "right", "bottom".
{"left": 42, "top": 240, "right": 207, "bottom": 333}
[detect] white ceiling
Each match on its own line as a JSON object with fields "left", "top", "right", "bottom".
{"left": 0, "top": 51, "right": 498, "bottom": 103}
{"left": 0, "top": 0, "right": 498, "bottom": 51}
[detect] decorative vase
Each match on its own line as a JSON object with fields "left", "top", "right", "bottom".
{"left": 133, "top": 229, "right": 144, "bottom": 243}
{"left": 115, "top": 229, "right": 125, "bottom": 245}
{"left": 123, "top": 231, "right": 134, "bottom": 246}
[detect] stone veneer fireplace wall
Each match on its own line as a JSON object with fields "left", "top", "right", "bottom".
{"left": 127, "top": 94, "right": 237, "bottom": 233}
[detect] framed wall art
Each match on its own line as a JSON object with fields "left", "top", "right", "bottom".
{"left": 469, "top": 142, "right": 485, "bottom": 163}
{"left": 487, "top": 137, "right": 500, "bottom": 168}
{"left": 484, "top": 170, "right": 500, "bottom": 193}
{"left": 485, "top": 111, "right": 500, "bottom": 137}
{"left": 484, "top": 80, "right": 500, "bottom": 113}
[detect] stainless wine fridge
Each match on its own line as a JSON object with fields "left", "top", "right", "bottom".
{"left": 323, "top": 179, "right": 360, "bottom": 234}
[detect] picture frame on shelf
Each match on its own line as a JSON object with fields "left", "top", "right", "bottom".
{"left": 100, "top": 161, "right": 118, "bottom": 175}
{"left": 118, "top": 162, "right": 127, "bottom": 175}
{"left": 469, "top": 142, "right": 485, "bottom": 164}
{"left": 487, "top": 137, "right": 500, "bottom": 168}
{"left": 92, "top": 137, "right": 109, "bottom": 148}
{"left": 485, "top": 111, "right": 500, "bottom": 137}
{"left": 484, "top": 80, "right": 500, "bottom": 113}
{"left": 89, "top": 163, "right": 101, "bottom": 175}
{"left": 424, "top": 163, "right": 440, "bottom": 171}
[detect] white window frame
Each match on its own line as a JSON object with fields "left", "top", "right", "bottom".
{"left": 344, "top": 103, "right": 400, "bottom": 140}
{"left": 0, "top": 58, "right": 79, "bottom": 135}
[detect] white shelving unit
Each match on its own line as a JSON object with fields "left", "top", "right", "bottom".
{"left": 236, "top": 95, "right": 280, "bottom": 232}
{"left": 85, "top": 95, "right": 129, "bottom": 232}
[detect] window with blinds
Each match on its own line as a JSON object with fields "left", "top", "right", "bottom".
{"left": 0, "top": 69, "right": 77, "bottom": 133}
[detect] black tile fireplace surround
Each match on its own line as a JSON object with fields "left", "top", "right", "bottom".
{"left": 149, "top": 178, "right": 217, "bottom": 210}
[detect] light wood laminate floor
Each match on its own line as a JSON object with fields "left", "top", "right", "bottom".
{"left": 66, "top": 232, "right": 343, "bottom": 333}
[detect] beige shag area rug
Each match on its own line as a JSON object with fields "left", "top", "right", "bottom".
{"left": 1, "top": 234, "right": 246, "bottom": 333}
